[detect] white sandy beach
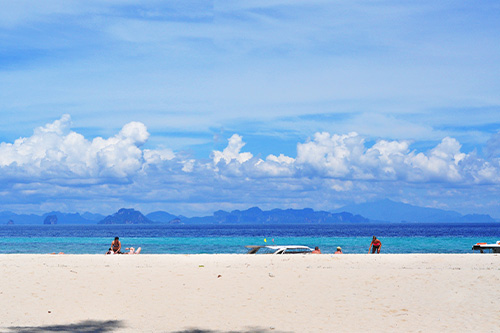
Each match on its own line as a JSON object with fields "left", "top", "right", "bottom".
{"left": 0, "top": 254, "right": 499, "bottom": 332}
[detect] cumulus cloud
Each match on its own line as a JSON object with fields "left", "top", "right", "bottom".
{"left": 3, "top": 116, "right": 500, "bottom": 187}
{"left": 0, "top": 115, "right": 164, "bottom": 180}
{"left": 295, "top": 132, "right": 365, "bottom": 178}
{"left": 211, "top": 134, "right": 253, "bottom": 165}
{"left": 2, "top": 115, "right": 500, "bottom": 215}
{"left": 212, "top": 131, "right": 500, "bottom": 185}
{"left": 143, "top": 149, "right": 175, "bottom": 164}
{"left": 254, "top": 154, "right": 296, "bottom": 177}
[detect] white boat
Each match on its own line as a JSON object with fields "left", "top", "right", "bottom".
{"left": 472, "top": 241, "right": 500, "bottom": 253}
{"left": 245, "top": 245, "right": 314, "bottom": 254}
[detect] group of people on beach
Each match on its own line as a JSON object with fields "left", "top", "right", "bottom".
{"left": 106, "top": 237, "right": 141, "bottom": 255}
{"left": 313, "top": 246, "right": 343, "bottom": 254}
{"left": 313, "top": 236, "right": 382, "bottom": 254}
{"left": 106, "top": 235, "right": 382, "bottom": 254}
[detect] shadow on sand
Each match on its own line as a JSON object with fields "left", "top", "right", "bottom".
{"left": 173, "top": 329, "right": 290, "bottom": 333}
{"left": 7, "top": 320, "right": 124, "bottom": 333}
{"left": 7, "top": 322, "right": 288, "bottom": 333}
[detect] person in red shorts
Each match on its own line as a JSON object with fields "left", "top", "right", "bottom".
{"left": 368, "top": 236, "right": 382, "bottom": 254}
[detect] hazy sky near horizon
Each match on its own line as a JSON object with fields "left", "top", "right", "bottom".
{"left": 1, "top": 1, "right": 500, "bottom": 217}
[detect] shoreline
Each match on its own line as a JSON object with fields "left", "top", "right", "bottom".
{"left": 1, "top": 254, "right": 499, "bottom": 332}
{"left": 0, "top": 252, "right": 495, "bottom": 255}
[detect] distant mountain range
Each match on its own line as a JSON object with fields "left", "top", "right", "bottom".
{"left": 186, "top": 207, "right": 369, "bottom": 224}
{"left": 0, "top": 211, "right": 104, "bottom": 225}
{"left": 102, "top": 207, "right": 369, "bottom": 225}
{"left": 99, "top": 208, "right": 153, "bottom": 225}
{"left": 333, "top": 199, "right": 496, "bottom": 223}
{"left": 1, "top": 199, "right": 497, "bottom": 225}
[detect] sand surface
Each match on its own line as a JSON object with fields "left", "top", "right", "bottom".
{"left": 0, "top": 254, "right": 499, "bottom": 332}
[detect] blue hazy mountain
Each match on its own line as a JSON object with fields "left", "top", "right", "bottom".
{"left": 0, "top": 211, "right": 41, "bottom": 225}
{"left": 1, "top": 211, "right": 104, "bottom": 225}
{"left": 2, "top": 200, "right": 496, "bottom": 225}
{"left": 179, "top": 207, "right": 369, "bottom": 224}
{"left": 42, "top": 211, "right": 103, "bottom": 225}
{"left": 98, "top": 208, "right": 153, "bottom": 224}
{"left": 81, "top": 212, "right": 106, "bottom": 222}
{"left": 43, "top": 214, "right": 58, "bottom": 225}
{"left": 459, "top": 214, "right": 496, "bottom": 223}
{"left": 334, "top": 199, "right": 496, "bottom": 223}
{"left": 146, "top": 211, "right": 178, "bottom": 223}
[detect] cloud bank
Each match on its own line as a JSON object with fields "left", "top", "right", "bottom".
{"left": 212, "top": 132, "right": 499, "bottom": 185}
{"left": 0, "top": 114, "right": 167, "bottom": 181}
{"left": 1, "top": 115, "right": 500, "bottom": 216}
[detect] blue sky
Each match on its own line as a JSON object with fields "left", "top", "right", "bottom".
{"left": 1, "top": 1, "right": 500, "bottom": 217}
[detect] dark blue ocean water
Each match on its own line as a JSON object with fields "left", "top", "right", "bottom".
{"left": 0, "top": 223, "right": 499, "bottom": 254}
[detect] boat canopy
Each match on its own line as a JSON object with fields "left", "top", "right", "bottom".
{"left": 245, "top": 245, "right": 314, "bottom": 254}
{"left": 472, "top": 241, "right": 500, "bottom": 253}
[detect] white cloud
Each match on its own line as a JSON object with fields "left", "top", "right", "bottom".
{"left": 118, "top": 121, "right": 149, "bottom": 146}
{"left": 254, "top": 154, "right": 295, "bottom": 177}
{"left": 143, "top": 149, "right": 175, "bottom": 164}
{"left": 211, "top": 134, "right": 253, "bottom": 165}
{"left": 407, "top": 137, "right": 465, "bottom": 182}
{"left": 2, "top": 115, "right": 500, "bottom": 216}
{"left": 2, "top": 116, "right": 500, "bottom": 188}
{"left": 295, "top": 132, "right": 364, "bottom": 178}
{"left": 210, "top": 131, "right": 500, "bottom": 186}
{"left": 0, "top": 115, "right": 163, "bottom": 180}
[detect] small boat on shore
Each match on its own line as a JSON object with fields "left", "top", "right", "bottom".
{"left": 245, "top": 245, "right": 314, "bottom": 254}
{"left": 472, "top": 241, "right": 500, "bottom": 253}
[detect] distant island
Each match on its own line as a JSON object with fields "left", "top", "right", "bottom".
{"left": 1, "top": 199, "right": 497, "bottom": 225}
{"left": 333, "top": 199, "right": 496, "bottom": 224}
{"left": 43, "top": 215, "right": 58, "bottom": 225}
{"left": 100, "top": 207, "right": 369, "bottom": 225}
{"left": 98, "top": 208, "right": 153, "bottom": 225}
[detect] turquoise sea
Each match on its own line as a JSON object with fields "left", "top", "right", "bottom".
{"left": 0, "top": 223, "right": 499, "bottom": 254}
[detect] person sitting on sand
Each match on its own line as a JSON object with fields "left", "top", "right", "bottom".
{"left": 312, "top": 246, "right": 321, "bottom": 254}
{"left": 110, "top": 237, "right": 122, "bottom": 254}
{"left": 368, "top": 236, "right": 382, "bottom": 254}
{"left": 335, "top": 247, "right": 343, "bottom": 254}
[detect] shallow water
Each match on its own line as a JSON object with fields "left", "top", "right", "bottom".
{"left": 0, "top": 223, "right": 498, "bottom": 254}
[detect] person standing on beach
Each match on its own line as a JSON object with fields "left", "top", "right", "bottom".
{"left": 335, "top": 247, "right": 343, "bottom": 254}
{"left": 110, "top": 237, "right": 122, "bottom": 254}
{"left": 368, "top": 236, "right": 382, "bottom": 254}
